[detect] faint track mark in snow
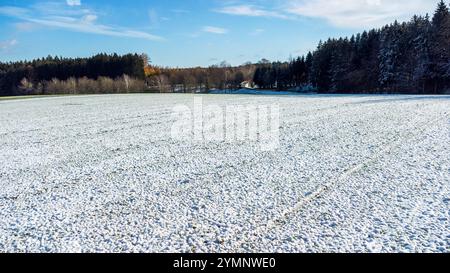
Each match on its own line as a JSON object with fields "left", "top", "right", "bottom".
{"left": 231, "top": 106, "right": 449, "bottom": 252}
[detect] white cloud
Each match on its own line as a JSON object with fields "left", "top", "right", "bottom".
{"left": 0, "top": 6, "right": 29, "bottom": 17}
{"left": 27, "top": 17, "right": 163, "bottom": 40}
{"left": 216, "top": 5, "right": 288, "bottom": 19}
{"left": 148, "top": 8, "right": 162, "bottom": 28}
{"left": 171, "top": 9, "right": 190, "bottom": 14}
{"left": 214, "top": 1, "right": 438, "bottom": 29}
{"left": 202, "top": 26, "right": 228, "bottom": 34}
{"left": 285, "top": 0, "right": 437, "bottom": 28}
{"left": 0, "top": 39, "right": 18, "bottom": 51}
{"left": 66, "top": 0, "right": 81, "bottom": 6}
{"left": 15, "top": 22, "right": 36, "bottom": 31}
{"left": 251, "top": 28, "right": 265, "bottom": 35}
{"left": 82, "top": 14, "right": 98, "bottom": 24}
{"left": 0, "top": 5, "right": 164, "bottom": 41}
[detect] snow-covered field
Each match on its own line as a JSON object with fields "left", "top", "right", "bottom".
{"left": 0, "top": 94, "right": 449, "bottom": 253}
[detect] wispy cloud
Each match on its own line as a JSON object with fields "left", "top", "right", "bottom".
{"left": 0, "top": 6, "right": 29, "bottom": 17}
{"left": 15, "top": 22, "right": 37, "bottom": 31}
{"left": 148, "top": 8, "right": 169, "bottom": 28}
{"left": 202, "top": 26, "right": 228, "bottom": 34}
{"left": 0, "top": 3, "right": 164, "bottom": 41}
{"left": 66, "top": 0, "right": 81, "bottom": 7}
{"left": 215, "top": 4, "right": 289, "bottom": 19}
{"left": 148, "top": 8, "right": 160, "bottom": 28}
{"left": 171, "top": 9, "right": 190, "bottom": 14}
{"left": 285, "top": 0, "right": 437, "bottom": 28}
{"left": 0, "top": 39, "right": 18, "bottom": 51}
{"left": 27, "top": 17, "right": 164, "bottom": 40}
{"left": 215, "top": 0, "right": 438, "bottom": 29}
{"left": 250, "top": 28, "right": 265, "bottom": 36}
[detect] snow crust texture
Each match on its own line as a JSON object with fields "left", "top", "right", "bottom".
{"left": 0, "top": 94, "right": 449, "bottom": 253}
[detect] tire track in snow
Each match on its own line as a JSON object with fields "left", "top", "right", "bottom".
{"left": 230, "top": 100, "right": 449, "bottom": 252}
{"left": 176, "top": 100, "right": 441, "bottom": 251}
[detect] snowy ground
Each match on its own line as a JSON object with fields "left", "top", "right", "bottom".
{"left": 0, "top": 94, "right": 449, "bottom": 253}
{"left": 209, "top": 89, "right": 305, "bottom": 95}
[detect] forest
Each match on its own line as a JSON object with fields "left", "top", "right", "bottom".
{"left": 1, "top": 1, "right": 449, "bottom": 96}
{"left": 0, "top": 53, "right": 147, "bottom": 96}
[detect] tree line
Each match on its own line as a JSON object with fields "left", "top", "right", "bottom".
{"left": 145, "top": 62, "right": 256, "bottom": 93}
{"left": 148, "top": 1, "right": 450, "bottom": 94}
{"left": 263, "top": 0, "right": 450, "bottom": 94}
{"left": 0, "top": 53, "right": 147, "bottom": 96}
{"left": 1, "top": 1, "right": 449, "bottom": 96}
{"left": 306, "top": 0, "right": 450, "bottom": 94}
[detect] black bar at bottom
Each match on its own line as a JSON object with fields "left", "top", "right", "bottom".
{"left": 0, "top": 253, "right": 446, "bottom": 272}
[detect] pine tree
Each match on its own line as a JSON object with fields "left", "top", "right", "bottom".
{"left": 378, "top": 22, "right": 402, "bottom": 91}
{"left": 430, "top": 0, "right": 450, "bottom": 92}
{"left": 330, "top": 39, "right": 351, "bottom": 92}
{"left": 305, "top": 52, "right": 313, "bottom": 85}
{"left": 412, "top": 15, "right": 433, "bottom": 93}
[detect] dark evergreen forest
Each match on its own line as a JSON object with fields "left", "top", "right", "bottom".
{"left": 252, "top": 0, "right": 450, "bottom": 94}
{"left": 0, "top": 53, "right": 146, "bottom": 96}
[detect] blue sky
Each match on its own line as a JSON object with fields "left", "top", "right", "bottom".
{"left": 0, "top": 0, "right": 440, "bottom": 67}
